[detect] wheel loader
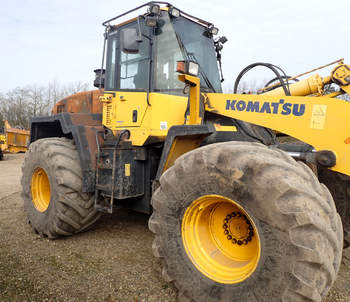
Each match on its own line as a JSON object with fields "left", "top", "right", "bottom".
{"left": 22, "top": 2, "right": 350, "bottom": 301}
{"left": 0, "top": 121, "right": 30, "bottom": 160}
{"left": 0, "top": 134, "right": 4, "bottom": 160}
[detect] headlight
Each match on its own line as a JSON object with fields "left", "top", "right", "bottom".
{"left": 176, "top": 60, "right": 199, "bottom": 77}
{"left": 188, "top": 61, "right": 199, "bottom": 76}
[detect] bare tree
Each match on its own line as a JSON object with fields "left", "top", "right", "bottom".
{"left": 0, "top": 81, "right": 92, "bottom": 129}
{"left": 62, "top": 81, "right": 90, "bottom": 96}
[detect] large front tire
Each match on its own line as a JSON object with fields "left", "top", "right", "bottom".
{"left": 21, "top": 138, "right": 101, "bottom": 238}
{"left": 318, "top": 168, "right": 350, "bottom": 248}
{"left": 149, "top": 142, "right": 343, "bottom": 302}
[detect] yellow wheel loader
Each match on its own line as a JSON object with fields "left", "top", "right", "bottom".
{"left": 0, "top": 120, "right": 30, "bottom": 161}
{"left": 22, "top": 2, "right": 350, "bottom": 301}
{"left": 0, "top": 134, "right": 4, "bottom": 160}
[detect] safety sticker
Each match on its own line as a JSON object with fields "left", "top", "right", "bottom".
{"left": 160, "top": 121, "right": 168, "bottom": 130}
{"left": 310, "top": 105, "right": 327, "bottom": 130}
{"left": 125, "top": 164, "right": 130, "bottom": 177}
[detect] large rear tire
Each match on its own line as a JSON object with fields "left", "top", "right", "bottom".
{"left": 318, "top": 168, "right": 350, "bottom": 248}
{"left": 21, "top": 138, "right": 101, "bottom": 238}
{"left": 149, "top": 141, "right": 343, "bottom": 302}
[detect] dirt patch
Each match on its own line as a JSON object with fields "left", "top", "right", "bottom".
{"left": 0, "top": 153, "right": 349, "bottom": 301}
{"left": 0, "top": 153, "right": 24, "bottom": 200}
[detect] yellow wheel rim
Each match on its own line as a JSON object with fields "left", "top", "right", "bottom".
{"left": 31, "top": 168, "right": 51, "bottom": 212}
{"left": 182, "top": 195, "right": 260, "bottom": 284}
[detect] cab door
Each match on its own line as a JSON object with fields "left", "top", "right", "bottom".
{"left": 104, "top": 20, "right": 151, "bottom": 128}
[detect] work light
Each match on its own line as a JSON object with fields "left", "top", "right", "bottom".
{"left": 149, "top": 4, "right": 160, "bottom": 15}
{"left": 146, "top": 16, "right": 157, "bottom": 27}
{"left": 176, "top": 60, "right": 199, "bottom": 77}
{"left": 169, "top": 7, "right": 180, "bottom": 18}
{"left": 210, "top": 26, "right": 219, "bottom": 35}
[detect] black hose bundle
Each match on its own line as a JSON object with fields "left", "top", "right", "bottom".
{"left": 233, "top": 62, "right": 291, "bottom": 96}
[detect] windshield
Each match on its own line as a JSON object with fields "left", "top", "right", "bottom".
{"left": 153, "top": 13, "right": 222, "bottom": 95}
{"left": 173, "top": 16, "right": 222, "bottom": 93}
{"left": 153, "top": 13, "right": 185, "bottom": 94}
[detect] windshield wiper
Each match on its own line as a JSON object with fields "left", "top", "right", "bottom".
{"left": 187, "top": 52, "right": 216, "bottom": 93}
{"left": 173, "top": 31, "right": 216, "bottom": 93}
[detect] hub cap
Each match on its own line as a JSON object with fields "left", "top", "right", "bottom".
{"left": 31, "top": 168, "right": 51, "bottom": 212}
{"left": 182, "top": 195, "right": 260, "bottom": 284}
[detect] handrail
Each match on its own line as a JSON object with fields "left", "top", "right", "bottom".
{"left": 102, "top": 1, "right": 212, "bottom": 27}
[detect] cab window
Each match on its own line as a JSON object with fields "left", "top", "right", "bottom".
{"left": 105, "top": 21, "right": 150, "bottom": 91}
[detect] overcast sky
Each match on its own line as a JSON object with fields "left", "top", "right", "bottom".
{"left": 1, "top": 0, "right": 349, "bottom": 93}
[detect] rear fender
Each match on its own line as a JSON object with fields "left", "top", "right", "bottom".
{"left": 30, "top": 113, "right": 104, "bottom": 192}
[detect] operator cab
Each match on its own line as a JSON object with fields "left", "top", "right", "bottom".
{"left": 97, "top": 2, "right": 226, "bottom": 96}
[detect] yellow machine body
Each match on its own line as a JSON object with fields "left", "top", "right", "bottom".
{"left": 0, "top": 134, "right": 5, "bottom": 146}
{"left": 101, "top": 61, "right": 350, "bottom": 176}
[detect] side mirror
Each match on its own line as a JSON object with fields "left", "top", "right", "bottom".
{"left": 93, "top": 69, "right": 105, "bottom": 88}
{"left": 120, "top": 28, "right": 141, "bottom": 54}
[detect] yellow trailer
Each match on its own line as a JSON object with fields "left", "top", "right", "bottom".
{"left": 0, "top": 120, "right": 29, "bottom": 154}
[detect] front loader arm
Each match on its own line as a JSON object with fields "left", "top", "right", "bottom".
{"left": 205, "top": 93, "right": 350, "bottom": 176}
{"left": 261, "top": 61, "right": 350, "bottom": 97}
{"left": 178, "top": 63, "right": 350, "bottom": 176}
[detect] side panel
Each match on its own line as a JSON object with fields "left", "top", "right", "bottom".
{"left": 102, "top": 92, "right": 188, "bottom": 146}
{"left": 30, "top": 113, "right": 104, "bottom": 192}
{"left": 102, "top": 91, "right": 148, "bottom": 127}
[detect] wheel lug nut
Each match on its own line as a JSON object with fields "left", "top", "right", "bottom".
{"left": 227, "top": 235, "right": 232, "bottom": 240}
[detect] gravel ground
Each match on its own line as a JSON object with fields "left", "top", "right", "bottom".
{"left": 0, "top": 153, "right": 349, "bottom": 302}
